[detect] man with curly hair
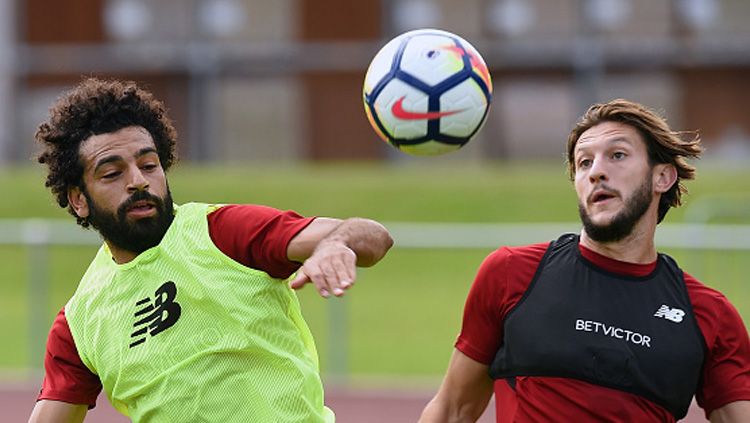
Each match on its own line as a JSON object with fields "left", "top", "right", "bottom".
{"left": 28, "top": 78, "right": 393, "bottom": 422}
{"left": 420, "top": 100, "right": 750, "bottom": 422}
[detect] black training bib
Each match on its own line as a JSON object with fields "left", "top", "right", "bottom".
{"left": 489, "top": 234, "right": 706, "bottom": 419}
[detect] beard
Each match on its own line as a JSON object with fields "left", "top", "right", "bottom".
{"left": 579, "top": 177, "right": 653, "bottom": 243}
{"left": 85, "top": 188, "right": 175, "bottom": 254}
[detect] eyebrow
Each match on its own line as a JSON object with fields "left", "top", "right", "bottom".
{"left": 574, "top": 136, "right": 632, "bottom": 155}
{"left": 93, "top": 147, "right": 158, "bottom": 173}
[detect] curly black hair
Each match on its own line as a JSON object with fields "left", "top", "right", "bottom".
{"left": 36, "top": 78, "right": 178, "bottom": 227}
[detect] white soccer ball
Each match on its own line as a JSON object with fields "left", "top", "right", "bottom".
{"left": 363, "top": 28, "right": 493, "bottom": 156}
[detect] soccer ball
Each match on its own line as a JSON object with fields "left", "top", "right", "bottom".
{"left": 363, "top": 28, "right": 493, "bottom": 156}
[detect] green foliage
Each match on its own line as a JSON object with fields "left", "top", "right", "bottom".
{"left": 1, "top": 161, "right": 748, "bottom": 379}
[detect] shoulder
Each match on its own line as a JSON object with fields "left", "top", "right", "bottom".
{"left": 684, "top": 272, "right": 730, "bottom": 303}
{"left": 480, "top": 242, "right": 549, "bottom": 271}
{"left": 507, "top": 242, "right": 550, "bottom": 261}
{"left": 684, "top": 271, "right": 748, "bottom": 346}
{"left": 472, "top": 242, "right": 550, "bottom": 304}
{"left": 207, "top": 204, "right": 311, "bottom": 238}
{"left": 457, "top": 242, "right": 550, "bottom": 363}
{"left": 66, "top": 245, "right": 116, "bottom": 318}
{"left": 208, "top": 203, "right": 302, "bottom": 220}
{"left": 684, "top": 273, "right": 738, "bottom": 323}
{"left": 205, "top": 204, "right": 314, "bottom": 278}
{"left": 207, "top": 203, "right": 312, "bottom": 232}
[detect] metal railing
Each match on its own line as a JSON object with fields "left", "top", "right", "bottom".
{"left": 3, "top": 219, "right": 750, "bottom": 377}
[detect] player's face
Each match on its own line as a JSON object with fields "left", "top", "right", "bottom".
{"left": 573, "top": 121, "right": 657, "bottom": 242}
{"left": 71, "top": 126, "right": 174, "bottom": 253}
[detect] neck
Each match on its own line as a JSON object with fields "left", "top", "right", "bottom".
{"left": 106, "top": 241, "right": 138, "bottom": 264}
{"left": 579, "top": 211, "right": 659, "bottom": 264}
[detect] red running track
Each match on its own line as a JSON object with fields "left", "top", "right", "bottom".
{"left": 3, "top": 382, "right": 708, "bottom": 422}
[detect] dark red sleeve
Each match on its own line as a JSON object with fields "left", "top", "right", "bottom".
{"left": 688, "top": 273, "right": 750, "bottom": 416}
{"left": 455, "top": 243, "right": 548, "bottom": 365}
{"left": 207, "top": 204, "right": 316, "bottom": 279}
{"left": 37, "top": 308, "right": 102, "bottom": 407}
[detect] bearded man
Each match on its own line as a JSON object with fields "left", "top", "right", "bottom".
{"left": 420, "top": 99, "right": 750, "bottom": 423}
{"left": 29, "top": 78, "right": 393, "bottom": 423}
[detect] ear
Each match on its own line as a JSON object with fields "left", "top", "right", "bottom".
{"left": 653, "top": 163, "right": 677, "bottom": 194}
{"left": 67, "top": 186, "right": 90, "bottom": 219}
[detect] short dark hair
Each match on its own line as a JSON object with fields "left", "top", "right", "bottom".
{"left": 36, "top": 78, "right": 178, "bottom": 226}
{"left": 566, "top": 99, "right": 703, "bottom": 223}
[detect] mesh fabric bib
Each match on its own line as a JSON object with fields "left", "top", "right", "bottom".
{"left": 65, "top": 202, "right": 334, "bottom": 422}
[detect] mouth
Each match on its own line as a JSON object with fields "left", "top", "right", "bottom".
{"left": 126, "top": 200, "right": 157, "bottom": 217}
{"left": 590, "top": 190, "right": 617, "bottom": 205}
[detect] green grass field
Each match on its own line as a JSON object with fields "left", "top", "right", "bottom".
{"left": 1, "top": 161, "right": 748, "bottom": 381}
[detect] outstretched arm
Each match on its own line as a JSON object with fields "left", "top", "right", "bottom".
{"left": 287, "top": 217, "right": 393, "bottom": 297}
{"left": 419, "top": 349, "right": 494, "bottom": 423}
{"left": 28, "top": 400, "right": 87, "bottom": 423}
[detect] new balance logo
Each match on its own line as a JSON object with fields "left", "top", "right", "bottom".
{"left": 130, "top": 281, "right": 182, "bottom": 348}
{"left": 653, "top": 304, "right": 685, "bottom": 323}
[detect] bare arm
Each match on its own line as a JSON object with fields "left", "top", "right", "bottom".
{"left": 419, "top": 349, "right": 494, "bottom": 423}
{"left": 287, "top": 217, "right": 393, "bottom": 297}
{"left": 709, "top": 401, "right": 750, "bottom": 423}
{"left": 28, "top": 400, "right": 87, "bottom": 423}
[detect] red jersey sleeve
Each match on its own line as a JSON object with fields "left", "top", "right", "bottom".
{"left": 207, "top": 204, "right": 316, "bottom": 279}
{"left": 455, "top": 243, "right": 548, "bottom": 365}
{"left": 37, "top": 308, "right": 102, "bottom": 407}
{"left": 688, "top": 273, "right": 750, "bottom": 416}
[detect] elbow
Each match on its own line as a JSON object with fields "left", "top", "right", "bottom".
{"left": 419, "top": 397, "right": 481, "bottom": 423}
{"left": 359, "top": 221, "right": 394, "bottom": 267}
{"left": 418, "top": 397, "right": 446, "bottom": 423}
{"left": 375, "top": 227, "right": 395, "bottom": 262}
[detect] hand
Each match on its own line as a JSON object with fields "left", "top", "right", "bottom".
{"left": 289, "top": 242, "right": 357, "bottom": 298}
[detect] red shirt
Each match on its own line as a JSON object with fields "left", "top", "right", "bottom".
{"left": 456, "top": 242, "right": 750, "bottom": 422}
{"left": 38, "top": 204, "right": 315, "bottom": 407}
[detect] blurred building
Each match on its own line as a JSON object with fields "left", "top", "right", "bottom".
{"left": 1, "top": 0, "right": 749, "bottom": 164}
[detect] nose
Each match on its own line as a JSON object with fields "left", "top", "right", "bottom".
{"left": 588, "top": 157, "right": 608, "bottom": 183}
{"left": 127, "top": 167, "right": 150, "bottom": 193}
